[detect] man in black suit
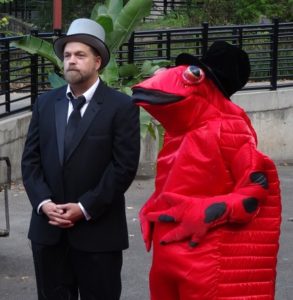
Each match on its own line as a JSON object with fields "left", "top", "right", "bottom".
{"left": 21, "top": 18, "right": 140, "bottom": 300}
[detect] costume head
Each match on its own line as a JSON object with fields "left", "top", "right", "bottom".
{"left": 176, "top": 40, "right": 251, "bottom": 99}
{"left": 53, "top": 18, "right": 110, "bottom": 69}
{"left": 132, "top": 41, "right": 251, "bottom": 133}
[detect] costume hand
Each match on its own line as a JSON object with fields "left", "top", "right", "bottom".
{"left": 139, "top": 199, "right": 157, "bottom": 252}
{"left": 42, "top": 201, "right": 74, "bottom": 228}
{"left": 146, "top": 192, "right": 230, "bottom": 247}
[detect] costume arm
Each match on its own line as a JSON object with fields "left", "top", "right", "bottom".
{"left": 146, "top": 140, "right": 269, "bottom": 246}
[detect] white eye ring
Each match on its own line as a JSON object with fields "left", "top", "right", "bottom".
{"left": 183, "top": 65, "right": 205, "bottom": 85}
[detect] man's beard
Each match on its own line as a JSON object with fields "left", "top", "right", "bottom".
{"left": 64, "top": 69, "right": 89, "bottom": 85}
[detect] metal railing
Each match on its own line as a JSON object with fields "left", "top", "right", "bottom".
{"left": 0, "top": 156, "right": 11, "bottom": 237}
{"left": 0, "top": 20, "right": 293, "bottom": 118}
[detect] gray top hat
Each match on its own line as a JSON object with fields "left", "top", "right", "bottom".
{"left": 53, "top": 18, "right": 110, "bottom": 69}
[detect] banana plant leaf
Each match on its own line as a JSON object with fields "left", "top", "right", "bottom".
{"left": 48, "top": 72, "right": 66, "bottom": 88}
{"left": 11, "top": 35, "right": 63, "bottom": 69}
{"left": 140, "top": 108, "right": 156, "bottom": 139}
{"left": 107, "top": 0, "right": 152, "bottom": 52}
{"left": 91, "top": 0, "right": 123, "bottom": 23}
{"left": 118, "top": 63, "right": 140, "bottom": 78}
{"left": 100, "top": 56, "right": 119, "bottom": 85}
{"left": 91, "top": 4, "right": 114, "bottom": 35}
{"left": 105, "top": 0, "right": 123, "bottom": 21}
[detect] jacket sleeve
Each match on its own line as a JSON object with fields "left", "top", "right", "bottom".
{"left": 21, "top": 97, "right": 53, "bottom": 211}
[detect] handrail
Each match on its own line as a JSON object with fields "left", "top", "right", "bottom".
{"left": 0, "top": 21, "right": 293, "bottom": 119}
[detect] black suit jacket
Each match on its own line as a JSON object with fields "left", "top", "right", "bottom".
{"left": 21, "top": 81, "right": 140, "bottom": 252}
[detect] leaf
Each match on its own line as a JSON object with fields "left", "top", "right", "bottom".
{"left": 48, "top": 72, "right": 66, "bottom": 88}
{"left": 157, "top": 124, "right": 165, "bottom": 149}
{"left": 118, "top": 64, "right": 140, "bottom": 78}
{"left": 11, "top": 35, "right": 63, "bottom": 69}
{"left": 147, "top": 122, "right": 157, "bottom": 140}
{"left": 119, "top": 86, "right": 132, "bottom": 96}
{"left": 100, "top": 56, "right": 119, "bottom": 85}
{"left": 96, "top": 15, "right": 114, "bottom": 35}
{"left": 91, "top": 4, "right": 114, "bottom": 35}
{"left": 106, "top": 0, "right": 123, "bottom": 21}
{"left": 140, "top": 59, "right": 171, "bottom": 77}
{"left": 90, "top": 4, "right": 108, "bottom": 20}
{"left": 108, "top": 0, "right": 152, "bottom": 52}
{"left": 153, "top": 59, "right": 172, "bottom": 67}
{"left": 139, "top": 109, "right": 155, "bottom": 139}
{"left": 139, "top": 108, "right": 153, "bottom": 126}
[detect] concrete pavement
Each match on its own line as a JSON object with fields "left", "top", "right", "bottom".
{"left": 0, "top": 165, "right": 292, "bottom": 300}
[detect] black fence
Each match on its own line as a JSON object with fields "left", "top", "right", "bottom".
{"left": 0, "top": 0, "right": 38, "bottom": 22}
{"left": 1, "top": 20, "right": 293, "bottom": 119}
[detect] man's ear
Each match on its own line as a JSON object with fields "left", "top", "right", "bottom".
{"left": 96, "top": 56, "right": 102, "bottom": 72}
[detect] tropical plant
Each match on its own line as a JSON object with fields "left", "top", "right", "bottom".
{"left": 10, "top": 0, "right": 164, "bottom": 141}
{"left": 11, "top": 0, "right": 152, "bottom": 83}
{"left": 117, "top": 59, "right": 169, "bottom": 142}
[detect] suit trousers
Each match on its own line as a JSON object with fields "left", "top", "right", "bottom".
{"left": 31, "top": 232, "right": 123, "bottom": 300}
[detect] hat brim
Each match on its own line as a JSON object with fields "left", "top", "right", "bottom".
{"left": 175, "top": 53, "right": 230, "bottom": 100}
{"left": 53, "top": 33, "right": 110, "bottom": 69}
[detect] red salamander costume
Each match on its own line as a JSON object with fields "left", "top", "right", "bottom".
{"left": 132, "top": 41, "right": 281, "bottom": 300}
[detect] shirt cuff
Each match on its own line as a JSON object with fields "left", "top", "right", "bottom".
{"left": 37, "top": 199, "right": 52, "bottom": 214}
{"left": 78, "top": 202, "right": 91, "bottom": 221}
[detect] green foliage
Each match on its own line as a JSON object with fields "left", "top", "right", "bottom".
{"left": 113, "top": 59, "right": 169, "bottom": 143}
{"left": 0, "top": 0, "right": 10, "bottom": 34}
{"left": 91, "top": 0, "right": 152, "bottom": 53}
{"left": 10, "top": 0, "right": 159, "bottom": 140}
{"left": 263, "top": 0, "right": 293, "bottom": 21}
{"left": 138, "top": 0, "right": 293, "bottom": 29}
{"left": 114, "top": 59, "right": 170, "bottom": 90}
{"left": 48, "top": 72, "right": 66, "bottom": 88}
{"left": 11, "top": 35, "right": 63, "bottom": 69}
{"left": 0, "top": 16, "right": 9, "bottom": 28}
{"left": 138, "top": 10, "right": 191, "bottom": 30}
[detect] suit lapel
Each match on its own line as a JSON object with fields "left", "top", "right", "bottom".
{"left": 64, "top": 81, "right": 107, "bottom": 162}
{"left": 55, "top": 88, "right": 69, "bottom": 165}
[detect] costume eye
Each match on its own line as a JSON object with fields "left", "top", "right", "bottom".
{"left": 182, "top": 65, "right": 205, "bottom": 85}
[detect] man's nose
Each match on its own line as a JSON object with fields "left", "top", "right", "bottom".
{"left": 67, "top": 55, "right": 77, "bottom": 63}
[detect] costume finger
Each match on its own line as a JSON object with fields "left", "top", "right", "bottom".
{"left": 160, "top": 225, "right": 191, "bottom": 244}
{"left": 146, "top": 204, "right": 184, "bottom": 222}
{"left": 189, "top": 229, "right": 208, "bottom": 247}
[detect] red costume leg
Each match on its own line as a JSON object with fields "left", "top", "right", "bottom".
{"left": 150, "top": 225, "right": 220, "bottom": 300}
{"left": 149, "top": 265, "right": 179, "bottom": 300}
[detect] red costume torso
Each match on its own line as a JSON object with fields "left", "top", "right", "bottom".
{"left": 132, "top": 65, "right": 281, "bottom": 300}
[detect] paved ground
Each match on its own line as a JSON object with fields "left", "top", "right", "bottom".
{"left": 0, "top": 165, "right": 292, "bottom": 300}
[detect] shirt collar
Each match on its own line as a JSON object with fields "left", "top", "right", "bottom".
{"left": 66, "top": 77, "right": 100, "bottom": 103}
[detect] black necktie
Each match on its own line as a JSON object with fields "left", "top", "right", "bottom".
{"left": 64, "top": 96, "right": 86, "bottom": 160}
